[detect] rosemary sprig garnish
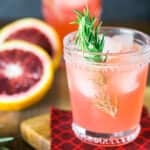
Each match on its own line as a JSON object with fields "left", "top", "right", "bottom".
{"left": 71, "top": 7, "right": 105, "bottom": 62}
{"left": 0, "top": 137, "right": 14, "bottom": 144}
{"left": 0, "top": 137, "right": 14, "bottom": 150}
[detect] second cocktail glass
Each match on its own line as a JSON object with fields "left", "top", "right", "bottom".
{"left": 42, "top": 0, "right": 102, "bottom": 40}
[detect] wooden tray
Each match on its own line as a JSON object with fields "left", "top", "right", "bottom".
{"left": 21, "top": 114, "right": 50, "bottom": 150}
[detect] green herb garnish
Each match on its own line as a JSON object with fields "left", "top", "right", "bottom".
{"left": 71, "top": 7, "right": 105, "bottom": 62}
{"left": 0, "top": 137, "right": 14, "bottom": 150}
{"left": 0, "top": 137, "right": 14, "bottom": 144}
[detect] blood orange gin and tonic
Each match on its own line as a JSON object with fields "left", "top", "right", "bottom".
{"left": 42, "top": 0, "right": 102, "bottom": 40}
{"left": 64, "top": 27, "right": 150, "bottom": 146}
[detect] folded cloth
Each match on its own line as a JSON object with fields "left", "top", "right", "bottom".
{"left": 51, "top": 107, "right": 150, "bottom": 150}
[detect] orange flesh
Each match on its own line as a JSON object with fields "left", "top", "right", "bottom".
{"left": 0, "top": 49, "right": 43, "bottom": 95}
{"left": 6, "top": 28, "right": 54, "bottom": 57}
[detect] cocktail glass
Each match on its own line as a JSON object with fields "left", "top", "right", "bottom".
{"left": 42, "top": 0, "right": 102, "bottom": 40}
{"left": 64, "top": 27, "right": 150, "bottom": 146}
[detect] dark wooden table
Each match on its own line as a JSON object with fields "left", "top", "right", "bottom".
{"left": 0, "top": 21, "right": 149, "bottom": 150}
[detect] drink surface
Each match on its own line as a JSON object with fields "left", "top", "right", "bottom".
{"left": 65, "top": 35, "right": 149, "bottom": 133}
{"left": 42, "top": 0, "right": 101, "bottom": 40}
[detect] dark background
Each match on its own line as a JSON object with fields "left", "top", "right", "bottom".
{"left": 0, "top": 0, "right": 149, "bottom": 22}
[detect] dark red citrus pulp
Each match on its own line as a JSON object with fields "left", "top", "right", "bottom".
{"left": 0, "top": 49, "right": 43, "bottom": 95}
{"left": 6, "top": 28, "right": 53, "bottom": 57}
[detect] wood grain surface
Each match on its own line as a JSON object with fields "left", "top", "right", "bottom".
{"left": 21, "top": 115, "right": 49, "bottom": 150}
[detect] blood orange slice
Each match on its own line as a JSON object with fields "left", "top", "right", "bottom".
{"left": 0, "top": 40, "right": 54, "bottom": 110}
{"left": 0, "top": 18, "right": 62, "bottom": 69}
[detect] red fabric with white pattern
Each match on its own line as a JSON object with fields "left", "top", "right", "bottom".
{"left": 51, "top": 107, "right": 150, "bottom": 150}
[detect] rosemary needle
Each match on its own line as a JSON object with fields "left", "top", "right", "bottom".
{"left": 0, "top": 137, "right": 14, "bottom": 143}
{"left": 71, "top": 7, "right": 105, "bottom": 62}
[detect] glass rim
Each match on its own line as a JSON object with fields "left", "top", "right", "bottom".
{"left": 63, "top": 26, "right": 150, "bottom": 65}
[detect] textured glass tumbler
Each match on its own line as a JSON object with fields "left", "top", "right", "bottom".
{"left": 64, "top": 27, "right": 150, "bottom": 146}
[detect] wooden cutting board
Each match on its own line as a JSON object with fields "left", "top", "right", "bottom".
{"left": 20, "top": 87, "right": 150, "bottom": 150}
{"left": 21, "top": 114, "right": 50, "bottom": 150}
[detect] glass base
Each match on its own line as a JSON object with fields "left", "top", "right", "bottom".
{"left": 72, "top": 123, "right": 140, "bottom": 146}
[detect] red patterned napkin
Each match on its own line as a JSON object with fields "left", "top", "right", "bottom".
{"left": 51, "top": 107, "right": 150, "bottom": 150}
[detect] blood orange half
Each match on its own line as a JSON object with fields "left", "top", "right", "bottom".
{"left": 0, "top": 40, "right": 54, "bottom": 110}
{"left": 0, "top": 18, "right": 62, "bottom": 69}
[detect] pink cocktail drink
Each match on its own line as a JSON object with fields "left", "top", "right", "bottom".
{"left": 64, "top": 27, "right": 150, "bottom": 146}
